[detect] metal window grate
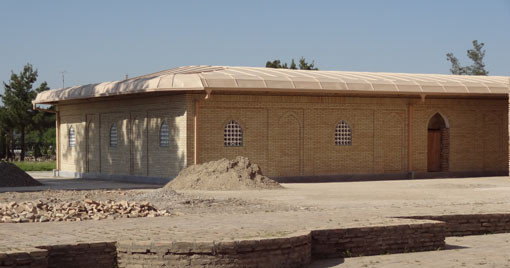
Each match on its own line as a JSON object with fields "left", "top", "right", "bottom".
{"left": 110, "top": 124, "right": 118, "bottom": 147}
{"left": 224, "top": 120, "right": 243, "bottom": 147}
{"left": 335, "top": 120, "right": 352, "bottom": 146}
{"left": 160, "top": 121, "right": 169, "bottom": 147}
{"left": 69, "top": 127, "right": 76, "bottom": 147}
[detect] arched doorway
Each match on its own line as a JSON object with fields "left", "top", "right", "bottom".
{"left": 427, "top": 113, "right": 449, "bottom": 172}
{"left": 275, "top": 113, "right": 302, "bottom": 176}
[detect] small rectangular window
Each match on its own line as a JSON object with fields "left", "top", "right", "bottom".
{"left": 69, "top": 127, "right": 76, "bottom": 147}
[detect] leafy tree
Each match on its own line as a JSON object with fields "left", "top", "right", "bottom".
{"left": 446, "top": 40, "right": 488, "bottom": 75}
{"left": 266, "top": 57, "right": 318, "bottom": 70}
{"left": 266, "top": 60, "right": 287, "bottom": 69}
{"left": 42, "top": 127, "right": 56, "bottom": 155}
{"left": 1, "top": 64, "right": 51, "bottom": 160}
{"left": 298, "top": 57, "right": 318, "bottom": 70}
{"left": 0, "top": 107, "right": 15, "bottom": 160}
{"left": 289, "top": 59, "right": 297, "bottom": 70}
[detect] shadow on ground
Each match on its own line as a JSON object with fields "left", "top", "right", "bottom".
{"left": 308, "top": 258, "right": 344, "bottom": 268}
{"left": 0, "top": 177, "right": 161, "bottom": 193}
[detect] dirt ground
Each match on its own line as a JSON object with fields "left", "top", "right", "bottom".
{"left": 1, "top": 173, "right": 510, "bottom": 267}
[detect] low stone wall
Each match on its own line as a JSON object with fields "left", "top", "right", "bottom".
{"left": 311, "top": 223, "right": 446, "bottom": 258}
{"left": 0, "top": 221, "right": 451, "bottom": 267}
{"left": 116, "top": 234, "right": 312, "bottom": 268}
{"left": 0, "top": 242, "right": 117, "bottom": 268}
{"left": 37, "top": 242, "right": 117, "bottom": 268}
{"left": 405, "top": 213, "right": 510, "bottom": 236}
{"left": 0, "top": 248, "right": 48, "bottom": 268}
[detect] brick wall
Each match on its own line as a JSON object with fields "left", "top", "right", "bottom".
{"left": 57, "top": 92, "right": 508, "bottom": 179}
{"left": 0, "top": 248, "right": 47, "bottom": 268}
{"left": 39, "top": 242, "right": 117, "bottom": 268}
{"left": 116, "top": 235, "right": 311, "bottom": 268}
{"left": 0, "top": 221, "right": 449, "bottom": 267}
{"left": 311, "top": 223, "right": 445, "bottom": 258}
{"left": 58, "top": 94, "right": 187, "bottom": 179}
{"left": 405, "top": 214, "right": 510, "bottom": 237}
{"left": 413, "top": 104, "right": 508, "bottom": 173}
{"left": 191, "top": 94, "right": 508, "bottom": 178}
{"left": 0, "top": 242, "right": 116, "bottom": 268}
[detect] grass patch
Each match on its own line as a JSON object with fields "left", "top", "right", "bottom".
{"left": 11, "top": 161, "right": 56, "bottom": 171}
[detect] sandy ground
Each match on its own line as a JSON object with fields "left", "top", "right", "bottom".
{"left": 1, "top": 173, "right": 510, "bottom": 267}
{"left": 177, "top": 176, "right": 510, "bottom": 218}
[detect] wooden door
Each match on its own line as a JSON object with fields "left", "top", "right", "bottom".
{"left": 427, "top": 130, "right": 441, "bottom": 172}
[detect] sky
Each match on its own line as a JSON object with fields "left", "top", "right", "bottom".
{"left": 1, "top": 0, "right": 509, "bottom": 91}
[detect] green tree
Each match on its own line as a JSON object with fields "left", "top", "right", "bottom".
{"left": 0, "top": 107, "right": 15, "bottom": 160}
{"left": 29, "top": 82, "right": 54, "bottom": 158}
{"left": 446, "top": 40, "right": 488, "bottom": 75}
{"left": 266, "top": 57, "right": 318, "bottom": 70}
{"left": 298, "top": 57, "right": 318, "bottom": 70}
{"left": 1, "top": 64, "right": 50, "bottom": 160}
{"left": 266, "top": 60, "right": 288, "bottom": 69}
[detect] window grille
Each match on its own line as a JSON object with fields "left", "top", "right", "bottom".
{"left": 69, "top": 127, "right": 76, "bottom": 147}
{"left": 335, "top": 120, "right": 352, "bottom": 146}
{"left": 110, "top": 124, "right": 118, "bottom": 147}
{"left": 224, "top": 120, "right": 243, "bottom": 147}
{"left": 160, "top": 121, "right": 169, "bottom": 147}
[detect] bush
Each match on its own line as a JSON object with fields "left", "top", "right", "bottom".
{"left": 11, "top": 161, "right": 56, "bottom": 171}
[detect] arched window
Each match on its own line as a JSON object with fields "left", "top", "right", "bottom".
{"left": 335, "top": 120, "right": 352, "bottom": 146}
{"left": 110, "top": 124, "right": 118, "bottom": 147}
{"left": 224, "top": 120, "right": 243, "bottom": 147}
{"left": 160, "top": 121, "right": 169, "bottom": 147}
{"left": 68, "top": 126, "right": 76, "bottom": 147}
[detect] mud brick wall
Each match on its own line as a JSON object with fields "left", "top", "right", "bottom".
{"left": 116, "top": 234, "right": 311, "bottom": 268}
{"left": 0, "top": 248, "right": 48, "bottom": 268}
{"left": 407, "top": 214, "right": 510, "bottom": 237}
{"left": 38, "top": 242, "right": 117, "bottom": 268}
{"left": 311, "top": 223, "right": 446, "bottom": 258}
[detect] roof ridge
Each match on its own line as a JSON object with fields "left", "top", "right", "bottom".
{"left": 129, "top": 65, "right": 227, "bottom": 80}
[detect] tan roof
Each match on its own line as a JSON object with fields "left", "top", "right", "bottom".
{"left": 34, "top": 65, "right": 510, "bottom": 104}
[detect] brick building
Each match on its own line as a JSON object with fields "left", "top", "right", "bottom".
{"left": 33, "top": 66, "right": 510, "bottom": 183}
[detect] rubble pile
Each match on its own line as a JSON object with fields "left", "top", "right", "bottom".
{"left": 0, "top": 199, "right": 170, "bottom": 223}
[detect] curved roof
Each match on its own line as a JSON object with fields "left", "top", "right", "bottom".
{"left": 34, "top": 65, "right": 509, "bottom": 104}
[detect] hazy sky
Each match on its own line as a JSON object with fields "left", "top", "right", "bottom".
{"left": 1, "top": 0, "right": 509, "bottom": 91}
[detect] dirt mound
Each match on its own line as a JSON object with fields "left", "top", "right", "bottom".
{"left": 0, "top": 162, "right": 42, "bottom": 187}
{"left": 165, "top": 156, "right": 282, "bottom": 191}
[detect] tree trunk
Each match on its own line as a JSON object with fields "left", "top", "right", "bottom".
{"left": 4, "top": 134, "right": 8, "bottom": 160}
{"left": 20, "top": 127, "right": 25, "bottom": 161}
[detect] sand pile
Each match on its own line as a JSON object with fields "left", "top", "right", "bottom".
{"left": 0, "top": 162, "right": 42, "bottom": 187}
{"left": 165, "top": 156, "right": 282, "bottom": 191}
